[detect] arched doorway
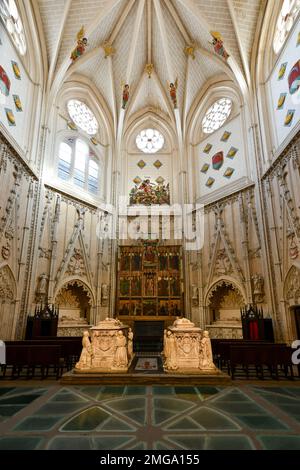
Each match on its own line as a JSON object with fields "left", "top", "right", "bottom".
{"left": 205, "top": 280, "right": 246, "bottom": 339}
{"left": 0, "top": 265, "right": 17, "bottom": 340}
{"left": 284, "top": 265, "right": 300, "bottom": 342}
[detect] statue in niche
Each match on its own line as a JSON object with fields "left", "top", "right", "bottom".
{"left": 192, "top": 285, "right": 199, "bottom": 307}
{"left": 36, "top": 273, "right": 48, "bottom": 303}
{"left": 75, "top": 331, "right": 93, "bottom": 370}
{"left": 215, "top": 249, "right": 232, "bottom": 275}
{"left": 67, "top": 249, "right": 85, "bottom": 276}
{"left": 127, "top": 328, "right": 134, "bottom": 362}
{"left": 252, "top": 274, "right": 265, "bottom": 303}
{"left": 70, "top": 26, "right": 88, "bottom": 62}
{"left": 168, "top": 79, "right": 178, "bottom": 109}
{"left": 288, "top": 233, "right": 299, "bottom": 260}
{"left": 199, "top": 331, "right": 215, "bottom": 370}
{"left": 145, "top": 275, "right": 155, "bottom": 296}
{"left": 210, "top": 31, "right": 230, "bottom": 60}
{"left": 164, "top": 330, "right": 178, "bottom": 370}
{"left": 113, "top": 330, "right": 128, "bottom": 368}
{"left": 122, "top": 84, "right": 130, "bottom": 109}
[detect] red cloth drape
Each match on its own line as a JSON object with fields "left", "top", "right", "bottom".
{"left": 249, "top": 320, "right": 259, "bottom": 340}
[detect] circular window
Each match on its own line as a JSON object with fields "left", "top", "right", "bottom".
{"left": 67, "top": 100, "right": 99, "bottom": 135}
{"left": 136, "top": 129, "right": 164, "bottom": 154}
{"left": 273, "top": 0, "right": 300, "bottom": 54}
{"left": 0, "top": 0, "right": 27, "bottom": 55}
{"left": 202, "top": 98, "right": 232, "bottom": 134}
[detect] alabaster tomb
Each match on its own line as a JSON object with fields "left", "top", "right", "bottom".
{"left": 75, "top": 318, "right": 134, "bottom": 373}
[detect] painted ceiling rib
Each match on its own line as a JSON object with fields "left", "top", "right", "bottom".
{"left": 226, "top": 0, "right": 251, "bottom": 86}
{"left": 163, "top": 0, "right": 192, "bottom": 45}
{"left": 48, "top": 0, "right": 73, "bottom": 89}
{"left": 108, "top": 0, "right": 136, "bottom": 45}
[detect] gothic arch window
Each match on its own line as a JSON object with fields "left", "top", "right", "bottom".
{"left": 67, "top": 99, "right": 99, "bottom": 135}
{"left": 0, "top": 0, "right": 27, "bottom": 55}
{"left": 136, "top": 128, "right": 165, "bottom": 154}
{"left": 273, "top": 0, "right": 300, "bottom": 54}
{"left": 202, "top": 98, "right": 232, "bottom": 134}
{"left": 57, "top": 137, "right": 100, "bottom": 195}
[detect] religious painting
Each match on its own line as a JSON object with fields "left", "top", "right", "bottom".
{"left": 203, "top": 143, "right": 212, "bottom": 154}
{"left": 277, "top": 93, "right": 287, "bottom": 110}
{"left": 143, "top": 244, "right": 157, "bottom": 267}
{"left": 169, "top": 300, "right": 181, "bottom": 317}
{"left": 144, "top": 274, "right": 156, "bottom": 297}
{"left": 120, "top": 252, "right": 130, "bottom": 271}
{"left": 129, "top": 179, "right": 170, "bottom": 205}
{"left": 131, "top": 276, "right": 142, "bottom": 297}
{"left": 159, "top": 300, "right": 169, "bottom": 316}
{"left": 132, "top": 252, "right": 142, "bottom": 271}
{"left": 158, "top": 252, "right": 168, "bottom": 271}
{"left": 143, "top": 300, "right": 157, "bottom": 316}
{"left": 278, "top": 62, "right": 288, "bottom": 80}
{"left": 170, "top": 276, "right": 181, "bottom": 296}
{"left": 158, "top": 276, "right": 169, "bottom": 297}
{"left": 5, "top": 108, "right": 16, "bottom": 126}
{"left": 284, "top": 109, "right": 295, "bottom": 127}
{"left": 119, "top": 300, "right": 131, "bottom": 316}
{"left": 11, "top": 60, "right": 21, "bottom": 80}
{"left": 288, "top": 60, "right": 300, "bottom": 95}
{"left": 13, "top": 94, "right": 22, "bottom": 112}
{"left": 0, "top": 65, "right": 10, "bottom": 96}
{"left": 221, "top": 131, "right": 231, "bottom": 142}
{"left": 201, "top": 163, "right": 210, "bottom": 174}
{"left": 119, "top": 277, "right": 130, "bottom": 296}
{"left": 131, "top": 300, "right": 142, "bottom": 316}
{"left": 212, "top": 151, "right": 224, "bottom": 170}
{"left": 170, "top": 254, "right": 180, "bottom": 271}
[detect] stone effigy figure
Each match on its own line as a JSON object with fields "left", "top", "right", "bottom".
{"left": 164, "top": 330, "right": 178, "bottom": 370}
{"left": 127, "top": 328, "right": 134, "bottom": 362}
{"left": 113, "top": 330, "right": 128, "bottom": 368}
{"left": 199, "top": 330, "right": 215, "bottom": 370}
{"left": 75, "top": 331, "right": 93, "bottom": 370}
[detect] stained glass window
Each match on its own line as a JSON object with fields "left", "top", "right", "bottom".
{"left": 136, "top": 129, "right": 164, "bottom": 154}
{"left": 67, "top": 100, "right": 99, "bottom": 135}
{"left": 0, "top": 0, "right": 27, "bottom": 55}
{"left": 202, "top": 98, "right": 232, "bottom": 134}
{"left": 273, "top": 0, "right": 300, "bottom": 54}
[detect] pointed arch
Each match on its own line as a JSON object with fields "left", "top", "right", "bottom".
{"left": 0, "top": 263, "right": 17, "bottom": 340}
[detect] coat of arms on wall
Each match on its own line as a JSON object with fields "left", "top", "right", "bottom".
{"left": 129, "top": 179, "right": 170, "bottom": 205}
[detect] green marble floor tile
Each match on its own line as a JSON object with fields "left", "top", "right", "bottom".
{"left": 253, "top": 387, "right": 296, "bottom": 398}
{"left": 258, "top": 435, "right": 300, "bottom": 450}
{"left": 76, "top": 386, "right": 102, "bottom": 400}
{"left": 124, "top": 386, "right": 147, "bottom": 396}
{"left": 212, "top": 390, "right": 252, "bottom": 403}
{"left": 99, "top": 416, "right": 136, "bottom": 431}
{"left": 0, "top": 405, "right": 26, "bottom": 416}
{"left": 152, "top": 386, "right": 175, "bottom": 395}
{"left": 128, "top": 442, "right": 147, "bottom": 450}
{"left": 174, "top": 386, "right": 198, "bottom": 397}
{"left": 47, "top": 437, "right": 92, "bottom": 450}
{"left": 190, "top": 407, "right": 240, "bottom": 430}
{"left": 35, "top": 402, "right": 86, "bottom": 416}
{"left": 213, "top": 402, "right": 265, "bottom": 415}
{"left": 257, "top": 393, "right": 299, "bottom": 405}
{"left": 61, "top": 406, "right": 110, "bottom": 431}
{"left": 153, "top": 408, "right": 178, "bottom": 425}
{"left": 0, "top": 387, "right": 16, "bottom": 396}
{"left": 0, "top": 437, "right": 43, "bottom": 450}
{"left": 99, "top": 386, "right": 125, "bottom": 398}
{"left": 286, "top": 388, "right": 300, "bottom": 398}
{"left": 0, "top": 393, "right": 42, "bottom": 404}
{"left": 236, "top": 415, "right": 289, "bottom": 430}
{"left": 164, "top": 416, "right": 203, "bottom": 431}
{"left": 153, "top": 397, "right": 194, "bottom": 413}
{"left": 14, "top": 415, "right": 62, "bottom": 431}
{"left": 50, "top": 391, "right": 88, "bottom": 403}
{"left": 154, "top": 440, "right": 177, "bottom": 450}
{"left": 165, "top": 435, "right": 206, "bottom": 450}
{"left": 205, "top": 435, "right": 255, "bottom": 450}
{"left": 124, "top": 409, "right": 147, "bottom": 425}
{"left": 92, "top": 436, "right": 136, "bottom": 450}
{"left": 196, "top": 386, "right": 221, "bottom": 396}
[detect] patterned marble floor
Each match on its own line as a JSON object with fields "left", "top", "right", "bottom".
{"left": 0, "top": 383, "right": 299, "bottom": 450}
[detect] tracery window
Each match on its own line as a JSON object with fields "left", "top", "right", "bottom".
{"left": 67, "top": 99, "right": 99, "bottom": 136}
{"left": 202, "top": 98, "right": 232, "bottom": 134}
{"left": 0, "top": 0, "right": 27, "bottom": 55}
{"left": 136, "top": 128, "right": 165, "bottom": 154}
{"left": 273, "top": 0, "right": 300, "bottom": 54}
{"left": 58, "top": 138, "right": 100, "bottom": 195}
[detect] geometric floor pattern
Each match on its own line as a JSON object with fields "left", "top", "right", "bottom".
{"left": 0, "top": 384, "right": 300, "bottom": 450}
